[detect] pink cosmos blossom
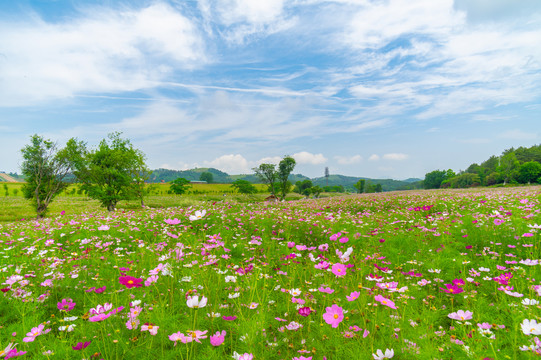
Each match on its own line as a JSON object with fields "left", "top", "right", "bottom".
{"left": 237, "top": 354, "right": 254, "bottom": 360}
{"left": 318, "top": 286, "right": 334, "bottom": 294}
{"left": 57, "top": 298, "right": 76, "bottom": 312}
{"left": 119, "top": 276, "right": 144, "bottom": 289}
{"left": 145, "top": 275, "right": 159, "bottom": 287}
{"left": 98, "top": 225, "right": 110, "bottom": 231}
{"left": 72, "top": 341, "right": 91, "bottom": 350}
{"left": 331, "top": 263, "right": 347, "bottom": 277}
{"left": 169, "top": 332, "right": 192, "bottom": 344}
{"left": 126, "top": 318, "right": 140, "bottom": 330}
{"left": 164, "top": 218, "right": 181, "bottom": 225}
{"left": 322, "top": 304, "right": 344, "bottom": 328}
{"left": 141, "top": 323, "right": 159, "bottom": 335}
{"left": 22, "top": 324, "right": 50, "bottom": 342}
{"left": 293, "top": 357, "right": 313, "bottom": 360}
{"left": 210, "top": 330, "right": 226, "bottom": 346}
{"left": 346, "top": 291, "right": 360, "bottom": 301}
{"left": 439, "top": 284, "right": 464, "bottom": 294}
{"left": 448, "top": 310, "right": 473, "bottom": 321}
{"left": 187, "top": 330, "right": 208, "bottom": 343}
{"left": 298, "top": 307, "right": 312, "bottom": 317}
{"left": 88, "top": 313, "right": 112, "bottom": 322}
{"left": 374, "top": 294, "right": 397, "bottom": 309}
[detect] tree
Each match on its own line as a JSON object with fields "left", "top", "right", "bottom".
{"left": 20, "top": 135, "right": 75, "bottom": 219}
{"left": 231, "top": 179, "right": 257, "bottom": 194}
{"left": 354, "top": 179, "right": 366, "bottom": 194}
{"left": 423, "top": 169, "right": 454, "bottom": 189}
{"left": 294, "top": 179, "right": 313, "bottom": 196}
{"left": 253, "top": 163, "right": 278, "bottom": 196}
{"left": 68, "top": 132, "right": 147, "bottom": 211}
{"left": 131, "top": 165, "right": 153, "bottom": 207}
{"left": 518, "top": 161, "right": 541, "bottom": 184}
{"left": 170, "top": 177, "right": 191, "bottom": 195}
{"left": 277, "top": 156, "right": 296, "bottom": 201}
{"left": 375, "top": 183, "right": 383, "bottom": 193}
{"left": 200, "top": 172, "right": 213, "bottom": 183}
{"left": 310, "top": 185, "right": 323, "bottom": 198}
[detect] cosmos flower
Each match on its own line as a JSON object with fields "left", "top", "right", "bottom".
{"left": 322, "top": 304, "right": 344, "bottom": 328}
{"left": 373, "top": 348, "right": 394, "bottom": 359}
{"left": 448, "top": 310, "right": 473, "bottom": 321}
{"left": 189, "top": 210, "right": 206, "bottom": 221}
{"left": 210, "top": 330, "right": 226, "bottom": 346}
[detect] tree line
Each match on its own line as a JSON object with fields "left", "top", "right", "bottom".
{"left": 20, "top": 133, "right": 301, "bottom": 219}
{"left": 424, "top": 144, "right": 541, "bottom": 189}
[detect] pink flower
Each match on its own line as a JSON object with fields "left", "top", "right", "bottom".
{"left": 165, "top": 218, "right": 181, "bottom": 225}
{"left": 126, "top": 318, "right": 140, "bottom": 330}
{"left": 187, "top": 330, "right": 208, "bottom": 343}
{"left": 22, "top": 324, "right": 50, "bottom": 342}
{"left": 72, "top": 341, "right": 91, "bottom": 350}
{"left": 439, "top": 284, "right": 464, "bottom": 294}
{"left": 298, "top": 307, "right": 312, "bottom": 317}
{"left": 293, "top": 357, "right": 313, "bottom": 360}
{"left": 88, "top": 312, "right": 112, "bottom": 322}
{"left": 119, "top": 276, "right": 144, "bottom": 289}
{"left": 322, "top": 304, "right": 344, "bottom": 328}
{"left": 318, "top": 286, "right": 334, "bottom": 294}
{"left": 169, "top": 332, "right": 192, "bottom": 344}
{"left": 346, "top": 291, "right": 360, "bottom": 301}
{"left": 331, "top": 263, "right": 347, "bottom": 277}
{"left": 238, "top": 354, "right": 254, "bottom": 360}
{"left": 448, "top": 310, "right": 473, "bottom": 321}
{"left": 210, "top": 330, "right": 226, "bottom": 346}
{"left": 141, "top": 323, "right": 159, "bottom": 336}
{"left": 57, "top": 298, "right": 76, "bottom": 312}
{"left": 374, "top": 294, "right": 397, "bottom": 309}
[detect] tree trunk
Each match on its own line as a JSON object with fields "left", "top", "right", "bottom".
{"left": 107, "top": 203, "right": 115, "bottom": 212}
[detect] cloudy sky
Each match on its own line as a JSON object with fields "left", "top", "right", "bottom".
{"left": 1, "top": 0, "right": 540, "bottom": 179}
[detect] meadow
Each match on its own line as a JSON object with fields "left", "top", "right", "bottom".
{"left": 0, "top": 186, "right": 540, "bottom": 359}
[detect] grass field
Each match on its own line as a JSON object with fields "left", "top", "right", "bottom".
{"left": 1, "top": 186, "right": 540, "bottom": 359}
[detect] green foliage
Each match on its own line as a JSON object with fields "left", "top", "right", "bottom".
{"left": 199, "top": 172, "right": 214, "bottom": 183}
{"left": 253, "top": 163, "right": 278, "bottom": 196}
{"left": 445, "top": 173, "right": 481, "bottom": 188}
{"left": 518, "top": 161, "right": 541, "bottom": 184}
{"left": 230, "top": 179, "right": 257, "bottom": 194}
{"left": 277, "top": 156, "right": 296, "bottom": 201}
{"left": 423, "top": 169, "right": 454, "bottom": 189}
{"left": 354, "top": 179, "right": 366, "bottom": 193}
{"left": 170, "top": 177, "right": 191, "bottom": 195}
{"left": 68, "top": 132, "right": 147, "bottom": 212}
{"left": 294, "top": 179, "right": 313, "bottom": 196}
{"left": 20, "top": 134, "right": 74, "bottom": 218}
{"left": 310, "top": 185, "right": 323, "bottom": 198}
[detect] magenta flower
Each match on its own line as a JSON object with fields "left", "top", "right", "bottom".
{"left": 141, "top": 323, "right": 159, "bottom": 335}
{"left": 293, "top": 357, "right": 313, "bottom": 360}
{"left": 331, "top": 263, "right": 347, "bottom": 277}
{"left": 88, "top": 313, "right": 112, "bottom": 322}
{"left": 374, "top": 294, "right": 397, "bottom": 309}
{"left": 72, "top": 341, "right": 91, "bottom": 350}
{"left": 119, "top": 276, "right": 144, "bottom": 289}
{"left": 222, "top": 315, "right": 237, "bottom": 321}
{"left": 57, "top": 298, "right": 76, "bottom": 312}
{"left": 210, "top": 330, "right": 226, "bottom": 346}
{"left": 298, "top": 307, "right": 312, "bottom": 317}
{"left": 439, "top": 284, "right": 464, "bottom": 294}
{"left": 322, "top": 304, "right": 344, "bottom": 328}
{"left": 318, "top": 286, "right": 334, "bottom": 294}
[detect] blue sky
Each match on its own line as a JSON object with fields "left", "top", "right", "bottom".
{"left": 1, "top": 0, "right": 540, "bottom": 179}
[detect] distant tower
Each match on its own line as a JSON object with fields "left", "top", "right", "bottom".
{"left": 325, "top": 167, "right": 329, "bottom": 187}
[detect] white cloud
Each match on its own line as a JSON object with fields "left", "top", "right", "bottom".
{"left": 293, "top": 151, "right": 327, "bottom": 164}
{"left": 368, "top": 154, "right": 380, "bottom": 161}
{"left": 257, "top": 156, "right": 282, "bottom": 165}
{"left": 203, "top": 154, "right": 251, "bottom": 174}
{"left": 0, "top": 3, "right": 206, "bottom": 106}
{"left": 383, "top": 153, "right": 409, "bottom": 161}
{"left": 334, "top": 155, "right": 362, "bottom": 165}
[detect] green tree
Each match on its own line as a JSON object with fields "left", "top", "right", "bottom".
{"left": 310, "top": 185, "right": 323, "bottom": 198}
{"left": 20, "top": 135, "right": 75, "bottom": 218}
{"left": 170, "top": 177, "right": 191, "bottom": 195}
{"left": 68, "top": 132, "right": 147, "bottom": 211}
{"left": 354, "top": 179, "right": 366, "bottom": 194}
{"left": 132, "top": 165, "right": 153, "bottom": 207}
{"left": 500, "top": 152, "right": 520, "bottom": 184}
{"left": 200, "top": 172, "right": 214, "bottom": 183}
{"left": 253, "top": 163, "right": 278, "bottom": 196}
{"left": 294, "top": 179, "right": 313, "bottom": 196}
{"left": 424, "top": 169, "right": 454, "bottom": 189}
{"left": 231, "top": 179, "right": 257, "bottom": 194}
{"left": 3, "top": 183, "right": 7, "bottom": 196}
{"left": 277, "top": 156, "right": 296, "bottom": 200}
{"left": 375, "top": 183, "right": 383, "bottom": 192}
{"left": 518, "top": 161, "right": 541, "bottom": 184}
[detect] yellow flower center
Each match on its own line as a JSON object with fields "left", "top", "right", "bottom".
{"left": 128, "top": 280, "right": 134, "bottom": 284}
{"left": 333, "top": 314, "right": 339, "bottom": 319}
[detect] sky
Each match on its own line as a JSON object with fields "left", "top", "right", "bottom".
{"left": 1, "top": 0, "right": 540, "bottom": 180}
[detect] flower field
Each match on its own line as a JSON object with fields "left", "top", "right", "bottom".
{"left": 1, "top": 187, "right": 541, "bottom": 359}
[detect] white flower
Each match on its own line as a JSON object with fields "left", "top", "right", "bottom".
{"left": 189, "top": 210, "right": 206, "bottom": 221}
{"left": 522, "top": 298, "right": 540, "bottom": 306}
{"left": 521, "top": 319, "right": 541, "bottom": 335}
{"left": 290, "top": 288, "right": 302, "bottom": 296}
{"left": 228, "top": 292, "right": 240, "bottom": 299}
{"left": 186, "top": 295, "right": 207, "bottom": 309}
{"left": 225, "top": 276, "right": 237, "bottom": 283}
{"left": 58, "top": 324, "right": 76, "bottom": 332}
{"left": 207, "top": 312, "right": 221, "bottom": 318}
{"left": 181, "top": 276, "right": 192, "bottom": 282}
{"left": 373, "top": 348, "right": 394, "bottom": 359}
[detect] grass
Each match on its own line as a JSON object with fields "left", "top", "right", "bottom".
{"left": 1, "top": 186, "right": 540, "bottom": 359}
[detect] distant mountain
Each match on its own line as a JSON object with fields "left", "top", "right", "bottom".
{"left": 148, "top": 168, "right": 421, "bottom": 191}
